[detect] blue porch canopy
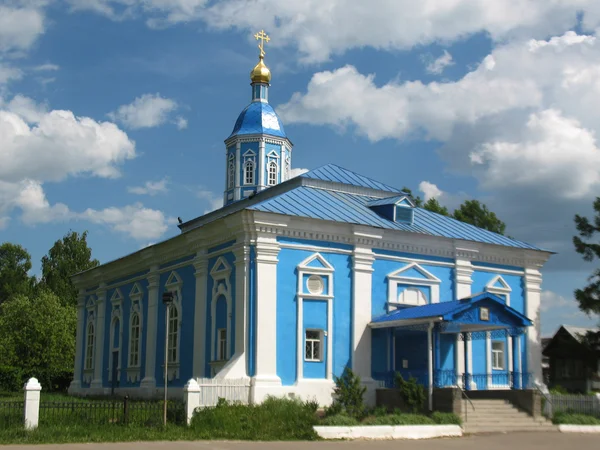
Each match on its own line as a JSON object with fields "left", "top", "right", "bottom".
{"left": 370, "top": 292, "right": 532, "bottom": 333}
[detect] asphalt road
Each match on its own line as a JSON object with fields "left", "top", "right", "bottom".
{"left": 1, "top": 432, "right": 598, "bottom": 450}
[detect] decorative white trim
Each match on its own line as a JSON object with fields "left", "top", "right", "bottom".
{"left": 296, "top": 252, "right": 334, "bottom": 382}
{"left": 192, "top": 251, "right": 208, "bottom": 379}
{"left": 108, "top": 293, "right": 123, "bottom": 384}
{"left": 209, "top": 256, "right": 233, "bottom": 372}
{"left": 127, "top": 282, "right": 144, "bottom": 383}
{"left": 91, "top": 286, "right": 107, "bottom": 391}
{"left": 485, "top": 275, "right": 512, "bottom": 306}
{"left": 387, "top": 262, "right": 441, "bottom": 309}
{"left": 141, "top": 268, "right": 159, "bottom": 394}
{"left": 165, "top": 271, "right": 183, "bottom": 381}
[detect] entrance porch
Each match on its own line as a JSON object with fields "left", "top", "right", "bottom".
{"left": 370, "top": 292, "right": 534, "bottom": 409}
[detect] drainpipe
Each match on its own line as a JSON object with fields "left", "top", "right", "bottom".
{"left": 427, "top": 322, "right": 434, "bottom": 411}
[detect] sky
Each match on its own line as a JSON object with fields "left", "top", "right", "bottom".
{"left": 1, "top": 0, "right": 600, "bottom": 336}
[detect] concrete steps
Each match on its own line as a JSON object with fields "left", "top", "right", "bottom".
{"left": 462, "top": 399, "right": 557, "bottom": 434}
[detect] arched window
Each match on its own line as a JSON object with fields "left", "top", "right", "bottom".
{"left": 167, "top": 306, "right": 179, "bottom": 364}
{"left": 228, "top": 154, "right": 235, "bottom": 189}
{"left": 268, "top": 161, "right": 278, "bottom": 186}
{"left": 85, "top": 322, "right": 95, "bottom": 370}
{"left": 129, "top": 313, "right": 140, "bottom": 367}
{"left": 244, "top": 160, "right": 255, "bottom": 185}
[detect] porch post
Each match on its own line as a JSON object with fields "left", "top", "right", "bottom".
{"left": 434, "top": 328, "right": 440, "bottom": 387}
{"left": 427, "top": 322, "right": 433, "bottom": 411}
{"left": 512, "top": 334, "right": 521, "bottom": 389}
{"left": 465, "top": 333, "right": 472, "bottom": 391}
{"left": 454, "top": 253, "right": 473, "bottom": 386}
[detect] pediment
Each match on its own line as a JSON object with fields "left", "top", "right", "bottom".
{"left": 129, "top": 282, "right": 143, "bottom": 298}
{"left": 387, "top": 262, "right": 440, "bottom": 283}
{"left": 210, "top": 256, "right": 231, "bottom": 278}
{"left": 298, "top": 253, "right": 334, "bottom": 271}
{"left": 165, "top": 271, "right": 183, "bottom": 287}
{"left": 487, "top": 275, "right": 511, "bottom": 292}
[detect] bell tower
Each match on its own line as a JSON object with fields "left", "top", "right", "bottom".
{"left": 223, "top": 30, "right": 293, "bottom": 205}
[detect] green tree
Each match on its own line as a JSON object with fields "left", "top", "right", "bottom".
{"left": 0, "top": 242, "right": 36, "bottom": 304}
{"left": 0, "top": 290, "right": 76, "bottom": 391}
{"left": 41, "top": 231, "right": 99, "bottom": 307}
{"left": 453, "top": 200, "right": 506, "bottom": 235}
{"left": 423, "top": 197, "right": 450, "bottom": 216}
{"left": 573, "top": 197, "right": 600, "bottom": 315}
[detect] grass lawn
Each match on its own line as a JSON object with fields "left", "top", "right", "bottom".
{"left": 552, "top": 412, "right": 600, "bottom": 425}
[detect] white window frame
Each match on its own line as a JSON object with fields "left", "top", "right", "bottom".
{"left": 85, "top": 321, "right": 95, "bottom": 371}
{"left": 244, "top": 160, "right": 255, "bottom": 185}
{"left": 164, "top": 271, "right": 183, "bottom": 380}
{"left": 267, "top": 160, "right": 278, "bottom": 186}
{"left": 305, "top": 329, "right": 323, "bottom": 362}
{"left": 209, "top": 257, "right": 232, "bottom": 364}
{"left": 491, "top": 341, "right": 505, "bottom": 370}
{"left": 386, "top": 263, "right": 441, "bottom": 311}
{"left": 485, "top": 275, "right": 514, "bottom": 386}
{"left": 108, "top": 289, "right": 123, "bottom": 383}
{"left": 296, "top": 253, "right": 334, "bottom": 381}
{"left": 126, "top": 283, "right": 144, "bottom": 382}
{"left": 129, "top": 312, "right": 141, "bottom": 368}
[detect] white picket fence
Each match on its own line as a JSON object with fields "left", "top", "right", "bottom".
{"left": 544, "top": 393, "right": 600, "bottom": 418}
{"left": 196, "top": 378, "right": 251, "bottom": 407}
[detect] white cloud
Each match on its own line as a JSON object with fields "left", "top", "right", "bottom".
{"left": 175, "top": 116, "right": 188, "bottom": 130}
{"left": 0, "top": 98, "right": 136, "bottom": 183}
{"left": 540, "top": 290, "right": 598, "bottom": 335}
{"left": 108, "top": 93, "right": 182, "bottom": 129}
{"left": 0, "top": 63, "right": 22, "bottom": 86}
{"left": 290, "top": 167, "right": 309, "bottom": 178}
{"left": 128, "top": 178, "right": 169, "bottom": 195}
{"left": 419, "top": 181, "right": 443, "bottom": 200}
{"left": 34, "top": 63, "right": 59, "bottom": 71}
{"left": 0, "top": 6, "right": 45, "bottom": 54}
{"left": 66, "top": 0, "right": 600, "bottom": 62}
{"left": 424, "top": 50, "right": 454, "bottom": 75}
{"left": 197, "top": 189, "right": 223, "bottom": 214}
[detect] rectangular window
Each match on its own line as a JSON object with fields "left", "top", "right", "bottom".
{"left": 218, "top": 328, "right": 227, "bottom": 361}
{"left": 305, "top": 329, "right": 323, "bottom": 362}
{"left": 492, "top": 341, "right": 505, "bottom": 370}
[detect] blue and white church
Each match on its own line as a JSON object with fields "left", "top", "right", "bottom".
{"left": 69, "top": 33, "right": 552, "bottom": 407}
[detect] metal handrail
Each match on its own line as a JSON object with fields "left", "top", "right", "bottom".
{"left": 456, "top": 383, "right": 475, "bottom": 423}
{"left": 533, "top": 382, "right": 553, "bottom": 417}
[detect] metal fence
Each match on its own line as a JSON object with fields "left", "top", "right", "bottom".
{"left": 0, "top": 401, "right": 24, "bottom": 428}
{"left": 374, "top": 370, "right": 532, "bottom": 390}
{"left": 544, "top": 394, "right": 600, "bottom": 418}
{"left": 196, "top": 378, "right": 251, "bottom": 407}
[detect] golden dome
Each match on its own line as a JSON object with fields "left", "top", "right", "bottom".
{"left": 250, "top": 55, "right": 271, "bottom": 84}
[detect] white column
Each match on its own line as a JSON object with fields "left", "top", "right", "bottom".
{"left": 517, "top": 336, "right": 522, "bottom": 385}
{"left": 258, "top": 139, "right": 266, "bottom": 190}
{"left": 183, "top": 378, "right": 201, "bottom": 426}
{"left": 69, "top": 290, "right": 86, "bottom": 394}
{"left": 141, "top": 266, "right": 160, "bottom": 395}
{"left": 192, "top": 251, "right": 208, "bottom": 379}
{"left": 486, "top": 332, "right": 492, "bottom": 388}
{"left": 23, "top": 378, "right": 41, "bottom": 430}
{"left": 454, "top": 255, "right": 472, "bottom": 385}
{"left": 525, "top": 266, "right": 543, "bottom": 386}
{"left": 351, "top": 243, "right": 375, "bottom": 379}
{"left": 91, "top": 284, "right": 107, "bottom": 392}
{"left": 466, "top": 333, "right": 476, "bottom": 389}
{"left": 251, "top": 235, "right": 281, "bottom": 402}
{"left": 427, "top": 323, "right": 433, "bottom": 411}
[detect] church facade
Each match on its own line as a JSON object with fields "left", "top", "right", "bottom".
{"left": 68, "top": 36, "right": 552, "bottom": 406}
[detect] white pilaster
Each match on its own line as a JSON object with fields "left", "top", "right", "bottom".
{"left": 216, "top": 243, "right": 250, "bottom": 379}
{"left": 141, "top": 266, "right": 160, "bottom": 396}
{"left": 183, "top": 378, "right": 201, "bottom": 426}
{"left": 192, "top": 251, "right": 208, "bottom": 379}
{"left": 91, "top": 283, "right": 107, "bottom": 392}
{"left": 69, "top": 290, "right": 86, "bottom": 394}
{"left": 486, "top": 332, "right": 492, "bottom": 388}
{"left": 454, "top": 255, "right": 473, "bottom": 385}
{"left": 525, "top": 266, "right": 543, "bottom": 385}
{"left": 351, "top": 243, "right": 375, "bottom": 379}
{"left": 466, "top": 333, "right": 476, "bottom": 390}
{"left": 251, "top": 235, "right": 281, "bottom": 402}
{"left": 234, "top": 141, "right": 241, "bottom": 201}
{"left": 258, "top": 139, "right": 266, "bottom": 190}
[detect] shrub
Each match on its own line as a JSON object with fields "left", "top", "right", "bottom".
{"left": 549, "top": 385, "right": 569, "bottom": 395}
{"left": 330, "top": 367, "right": 366, "bottom": 419}
{"left": 362, "top": 414, "right": 434, "bottom": 425}
{"left": 320, "top": 414, "right": 360, "bottom": 426}
{"left": 431, "top": 412, "right": 462, "bottom": 425}
{"left": 553, "top": 412, "right": 600, "bottom": 425}
{"left": 394, "top": 373, "right": 426, "bottom": 413}
{"left": 190, "top": 396, "right": 318, "bottom": 440}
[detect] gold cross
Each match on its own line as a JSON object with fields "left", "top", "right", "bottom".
{"left": 254, "top": 30, "right": 270, "bottom": 57}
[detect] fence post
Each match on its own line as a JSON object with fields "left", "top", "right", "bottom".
{"left": 123, "top": 395, "right": 129, "bottom": 425}
{"left": 23, "top": 377, "right": 42, "bottom": 430}
{"left": 183, "top": 379, "right": 201, "bottom": 426}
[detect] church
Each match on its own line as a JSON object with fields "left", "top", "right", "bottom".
{"left": 68, "top": 31, "right": 552, "bottom": 406}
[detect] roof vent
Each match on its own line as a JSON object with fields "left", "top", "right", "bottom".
{"left": 367, "top": 195, "right": 415, "bottom": 224}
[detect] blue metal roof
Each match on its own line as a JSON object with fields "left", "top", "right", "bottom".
{"left": 229, "top": 101, "right": 287, "bottom": 139}
{"left": 371, "top": 292, "right": 532, "bottom": 326}
{"left": 300, "top": 164, "right": 403, "bottom": 193}
{"left": 367, "top": 195, "right": 413, "bottom": 207}
{"left": 248, "top": 185, "right": 543, "bottom": 250}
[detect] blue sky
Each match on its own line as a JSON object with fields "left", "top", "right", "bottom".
{"left": 1, "top": 1, "right": 600, "bottom": 336}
